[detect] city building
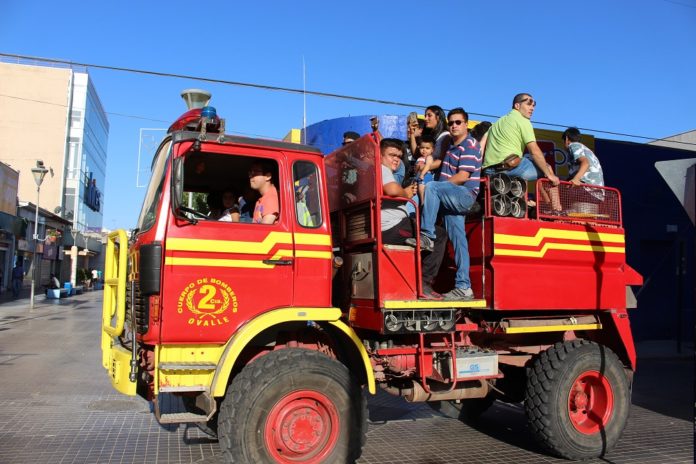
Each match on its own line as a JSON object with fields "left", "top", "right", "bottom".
{"left": 0, "top": 162, "right": 21, "bottom": 292}
{"left": 0, "top": 59, "right": 109, "bottom": 288}
{"left": 649, "top": 129, "right": 696, "bottom": 151}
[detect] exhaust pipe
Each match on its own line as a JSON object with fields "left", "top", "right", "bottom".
{"left": 382, "top": 379, "right": 489, "bottom": 402}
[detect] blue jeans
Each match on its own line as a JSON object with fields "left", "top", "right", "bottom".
{"left": 484, "top": 155, "right": 543, "bottom": 181}
{"left": 421, "top": 181, "right": 476, "bottom": 289}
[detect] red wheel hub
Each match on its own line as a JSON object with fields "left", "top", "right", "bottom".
{"left": 568, "top": 370, "right": 614, "bottom": 435}
{"left": 265, "top": 390, "right": 340, "bottom": 463}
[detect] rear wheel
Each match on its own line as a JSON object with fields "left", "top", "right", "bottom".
{"left": 218, "top": 348, "right": 367, "bottom": 463}
{"left": 429, "top": 395, "right": 495, "bottom": 423}
{"left": 525, "top": 340, "right": 630, "bottom": 460}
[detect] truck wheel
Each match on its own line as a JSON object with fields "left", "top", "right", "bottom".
{"left": 429, "top": 395, "right": 495, "bottom": 423}
{"left": 525, "top": 340, "right": 630, "bottom": 460}
{"left": 218, "top": 348, "right": 367, "bottom": 463}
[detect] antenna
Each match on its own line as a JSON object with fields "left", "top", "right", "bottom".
{"left": 302, "top": 56, "right": 307, "bottom": 144}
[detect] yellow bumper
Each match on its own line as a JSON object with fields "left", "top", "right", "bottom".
{"left": 106, "top": 343, "right": 137, "bottom": 396}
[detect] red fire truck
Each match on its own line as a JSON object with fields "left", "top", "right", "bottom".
{"left": 101, "top": 90, "right": 642, "bottom": 463}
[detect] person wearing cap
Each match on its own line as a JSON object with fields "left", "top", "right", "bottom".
{"left": 482, "top": 93, "right": 559, "bottom": 185}
{"left": 342, "top": 131, "right": 360, "bottom": 146}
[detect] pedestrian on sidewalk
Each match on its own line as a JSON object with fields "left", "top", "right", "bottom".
{"left": 11, "top": 260, "right": 23, "bottom": 298}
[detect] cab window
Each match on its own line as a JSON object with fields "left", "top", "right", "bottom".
{"left": 293, "top": 161, "right": 322, "bottom": 228}
{"left": 180, "top": 152, "right": 280, "bottom": 224}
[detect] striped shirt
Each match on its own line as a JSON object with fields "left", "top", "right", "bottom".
{"left": 439, "top": 134, "right": 482, "bottom": 193}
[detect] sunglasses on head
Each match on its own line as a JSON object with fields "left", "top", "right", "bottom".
{"left": 447, "top": 120, "right": 465, "bottom": 127}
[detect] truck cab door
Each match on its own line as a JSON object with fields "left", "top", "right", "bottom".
{"left": 290, "top": 158, "right": 333, "bottom": 307}
{"left": 161, "top": 147, "right": 294, "bottom": 344}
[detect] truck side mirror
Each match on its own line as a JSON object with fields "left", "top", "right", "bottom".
{"left": 171, "top": 157, "right": 184, "bottom": 216}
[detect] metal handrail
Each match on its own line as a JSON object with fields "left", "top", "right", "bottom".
{"left": 102, "top": 229, "right": 129, "bottom": 337}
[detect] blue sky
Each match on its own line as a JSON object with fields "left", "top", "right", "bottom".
{"left": 2, "top": 0, "right": 695, "bottom": 229}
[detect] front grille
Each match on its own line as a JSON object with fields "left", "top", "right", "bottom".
{"left": 126, "top": 281, "right": 149, "bottom": 334}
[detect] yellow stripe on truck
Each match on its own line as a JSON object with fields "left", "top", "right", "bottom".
{"left": 166, "top": 232, "right": 331, "bottom": 255}
{"left": 494, "top": 229, "right": 624, "bottom": 247}
{"left": 495, "top": 243, "right": 625, "bottom": 258}
{"left": 166, "top": 232, "right": 293, "bottom": 254}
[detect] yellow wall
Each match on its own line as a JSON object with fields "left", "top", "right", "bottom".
{"left": 283, "top": 128, "right": 302, "bottom": 144}
{"left": 469, "top": 119, "right": 595, "bottom": 178}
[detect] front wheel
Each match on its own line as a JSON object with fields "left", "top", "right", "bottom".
{"left": 525, "top": 340, "right": 631, "bottom": 460}
{"left": 218, "top": 348, "right": 367, "bottom": 463}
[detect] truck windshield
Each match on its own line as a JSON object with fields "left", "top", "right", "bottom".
{"left": 136, "top": 140, "right": 172, "bottom": 232}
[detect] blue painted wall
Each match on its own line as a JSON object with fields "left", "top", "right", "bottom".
{"left": 596, "top": 139, "right": 694, "bottom": 343}
{"left": 303, "top": 115, "right": 408, "bottom": 155}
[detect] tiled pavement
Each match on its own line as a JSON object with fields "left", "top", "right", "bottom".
{"left": 0, "top": 291, "right": 692, "bottom": 463}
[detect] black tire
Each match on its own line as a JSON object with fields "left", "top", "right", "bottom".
{"left": 218, "top": 348, "right": 367, "bottom": 463}
{"left": 525, "top": 340, "right": 630, "bottom": 460}
{"left": 429, "top": 395, "right": 495, "bottom": 423}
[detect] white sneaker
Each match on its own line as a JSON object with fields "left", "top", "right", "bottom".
{"left": 443, "top": 287, "right": 474, "bottom": 301}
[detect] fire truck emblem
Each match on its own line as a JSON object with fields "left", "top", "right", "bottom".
{"left": 177, "top": 278, "right": 238, "bottom": 327}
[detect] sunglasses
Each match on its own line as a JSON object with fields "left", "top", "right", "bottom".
{"left": 519, "top": 98, "right": 536, "bottom": 107}
{"left": 447, "top": 120, "right": 465, "bottom": 127}
{"left": 248, "top": 169, "right": 264, "bottom": 176}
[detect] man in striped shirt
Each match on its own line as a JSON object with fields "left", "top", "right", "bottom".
{"left": 408, "top": 107, "right": 482, "bottom": 300}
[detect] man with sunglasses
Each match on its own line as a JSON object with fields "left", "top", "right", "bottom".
{"left": 482, "top": 93, "right": 560, "bottom": 185}
{"left": 407, "top": 108, "right": 482, "bottom": 301}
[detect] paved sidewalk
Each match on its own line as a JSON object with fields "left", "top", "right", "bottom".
{"left": 0, "top": 285, "right": 102, "bottom": 327}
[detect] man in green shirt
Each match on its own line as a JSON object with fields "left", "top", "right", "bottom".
{"left": 483, "top": 93, "right": 559, "bottom": 185}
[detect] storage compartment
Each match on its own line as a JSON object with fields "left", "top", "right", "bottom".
{"left": 346, "top": 252, "right": 374, "bottom": 299}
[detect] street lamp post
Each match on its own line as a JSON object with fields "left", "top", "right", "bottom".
{"left": 69, "top": 228, "right": 80, "bottom": 287}
{"left": 30, "top": 161, "right": 49, "bottom": 311}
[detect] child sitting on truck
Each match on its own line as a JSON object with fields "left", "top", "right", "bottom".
{"left": 414, "top": 134, "right": 437, "bottom": 202}
{"left": 217, "top": 190, "right": 241, "bottom": 222}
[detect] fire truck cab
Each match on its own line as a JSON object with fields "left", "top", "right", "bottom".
{"left": 101, "top": 90, "right": 642, "bottom": 463}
